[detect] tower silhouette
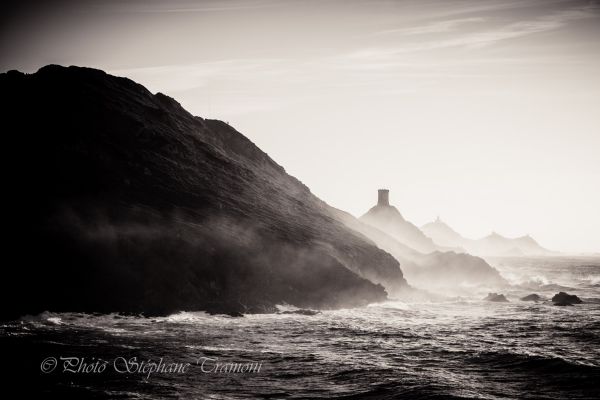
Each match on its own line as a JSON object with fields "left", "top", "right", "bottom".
{"left": 377, "top": 189, "right": 389, "bottom": 206}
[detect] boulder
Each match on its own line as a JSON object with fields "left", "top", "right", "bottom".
{"left": 484, "top": 293, "right": 509, "bottom": 302}
{"left": 552, "top": 292, "right": 582, "bottom": 306}
{"left": 278, "top": 309, "right": 321, "bottom": 316}
{"left": 520, "top": 294, "right": 542, "bottom": 302}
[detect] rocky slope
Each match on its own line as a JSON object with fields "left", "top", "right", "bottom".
{"left": 360, "top": 190, "right": 442, "bottom": 253}
{"left": 0, "top": 65, "right": 409, "bottom": 319}
{"left": 420, "top": 217, "right": 466, "bottom": 249}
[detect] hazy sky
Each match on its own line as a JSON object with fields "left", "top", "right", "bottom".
{"left": 2, "top": 0, "right": 599, "bottom": 252}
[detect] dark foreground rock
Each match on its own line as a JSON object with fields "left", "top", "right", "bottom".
{"left": 484, "top": 293, "right": 509, "bottom": 302}
{"left": 520, "top": 294, "right": 543, "bottom": 302}
{"left": 552, "top": 292, "right": 583, "bottom": 306}
{"left": 278, "top": 309, "right": 321, "bottom": 316}
{"left": 0, "top": 65, "right": 409, "bottom": 320}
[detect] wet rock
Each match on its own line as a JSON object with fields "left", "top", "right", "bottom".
{"left": 226, "top": 311, "right": 245, "bottom": 318}
{"left": 520, "top": 294, "right": 542, "bottom": 302}
{"left": 484, "top": 293, "right": 509, "bottom": 302}
{"left": 278, "top": 309, "right": 321, "bottom": 316}
{"left": 552, "top": 292, "right": 582, "bottom": 306}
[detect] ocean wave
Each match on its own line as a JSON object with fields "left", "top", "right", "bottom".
{"left": 157, "top": 311, "right": 213, "bottom": 323}
{"left": 466, "top": 350, "right": 599, "bottom": 374}
{"left": 580, "top": 274, "right": 600, "bottom": 285}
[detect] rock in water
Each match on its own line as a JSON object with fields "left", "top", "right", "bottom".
{"left": 520, "top": 294, "right": 543, "bottom": 302}
{"left": 278, "top": 309, "right": 321, "bottom": 316}
{"left": 0, "top": 65, "right": 410, "bottom": 319}
{"left": 552, "top": 292, "right": 582, "bottom": 306}
{"left": 484, "top": 293, "right": 509, "bottom": 302}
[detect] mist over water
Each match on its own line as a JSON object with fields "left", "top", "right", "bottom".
{"left": 3, "top": 257, "right": 599, "bottom": 399}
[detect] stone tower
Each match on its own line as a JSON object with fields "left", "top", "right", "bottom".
{"left": 377, "top": 189, "right": 389, "bottom": 206}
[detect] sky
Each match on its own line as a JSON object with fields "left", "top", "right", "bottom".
{"left": 2, "top": 0, "right": 599, "bottom": 252}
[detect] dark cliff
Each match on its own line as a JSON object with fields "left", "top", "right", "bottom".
{"left": 0, "top": 65, "right": 408, "bottom": 318}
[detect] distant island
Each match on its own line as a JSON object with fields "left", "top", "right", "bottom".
{"left": 421, "top": 216, "right": 556, "bottom": 257}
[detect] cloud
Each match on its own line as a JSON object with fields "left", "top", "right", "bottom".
{"left": 441, "top": 5, "right": 600, "bottom": 49}
{"left": 86, "top": 0, "right": 283, "bottom": 14}
{"left": 106, "top": 2, "right": 600, "bottom": 114}
{"left": 110, "top": 58, "right": 288, "bottom": 92}
{"left": 405, "top": 0, "right": 583, "bottom": 21}
{"left": 373, "top": 17, "right": 485, "bottom": 36}
{"left": 109, "top": 58, "right": 316, "bottom": 117}
{"left": 354, "top": 3, "right": 599, "bottom": 60}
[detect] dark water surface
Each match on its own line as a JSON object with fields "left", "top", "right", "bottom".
{"left": 2, "top": 257, "right": 599, "bottom": 399}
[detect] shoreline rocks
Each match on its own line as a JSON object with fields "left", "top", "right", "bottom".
{"left": 484, "top": 293, "right": 509, "bottom": 302}
{"left": 552, "top": 292, "right": 582, "bottom": 306}
{"left": 520, "top": 294, "right": 543, "bottom": 302}
{"left": 278, "top": 309, "right": 321, "bottom": 316}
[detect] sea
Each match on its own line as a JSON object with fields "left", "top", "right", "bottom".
{"left": 1, "top": 256, "right": 599, "bottom": 399}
